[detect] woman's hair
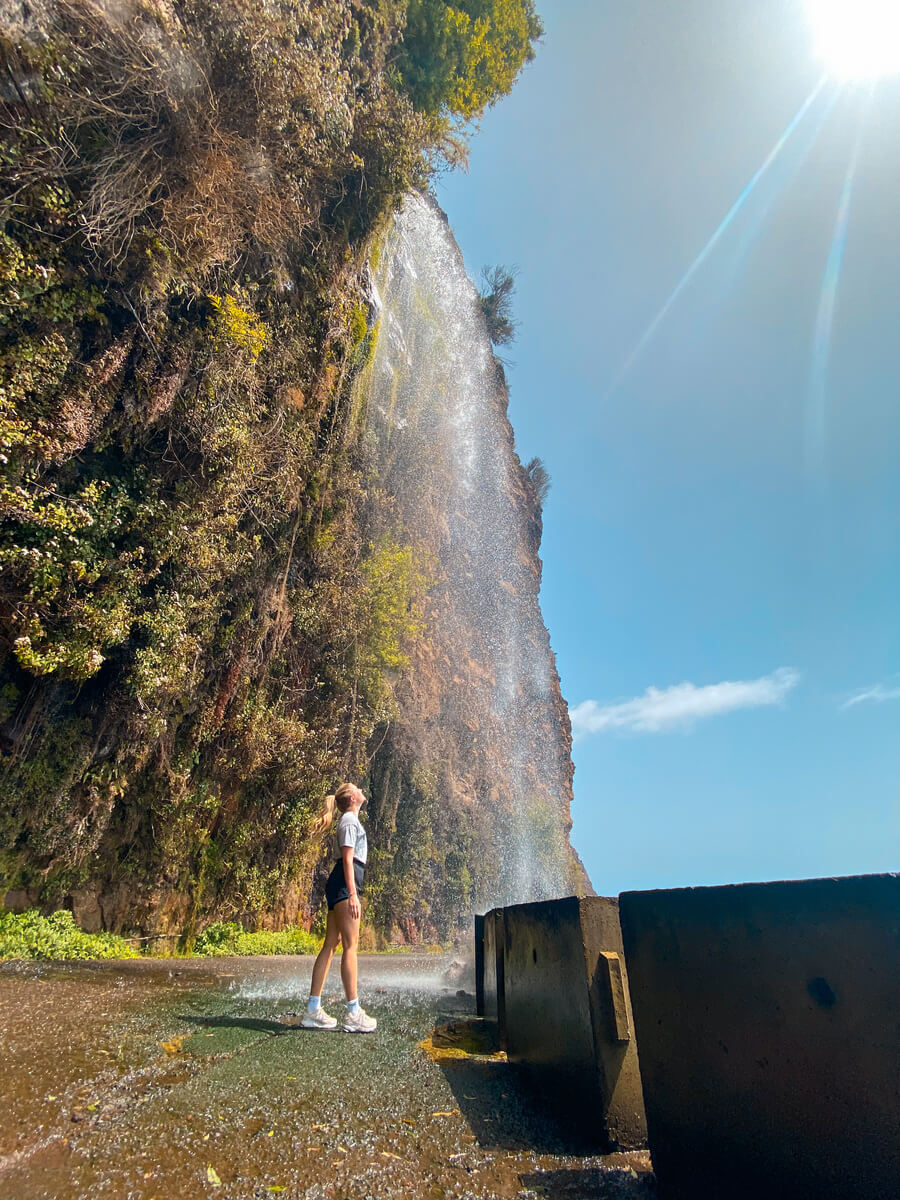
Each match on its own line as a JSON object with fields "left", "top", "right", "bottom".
{"left": 310, "top": 782, "right": 356, "bottom": 835}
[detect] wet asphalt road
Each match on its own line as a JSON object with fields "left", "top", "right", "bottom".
{"left": 0, "top": 955, "right": 654, "bottom": 1199}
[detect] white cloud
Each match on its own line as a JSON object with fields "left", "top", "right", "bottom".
{"left": 570, "top": 667, "right": 801, "bottom": 738}
{"left": 841, "top": 682, "right": 900, "bottom": 710}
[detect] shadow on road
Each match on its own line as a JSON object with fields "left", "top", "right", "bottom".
{"left": 178, "top": 1013, "right": 288, "bottom": 1034}
{"left": 518, "top": 1167, "right": 656, "bottom": 1198}
{"left": 428, "top": 1018, "right": 599, "bottom": 1155}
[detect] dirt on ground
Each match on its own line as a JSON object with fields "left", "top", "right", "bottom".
{"left": 0, "top": 954, "right": 654, "bottom": 1199}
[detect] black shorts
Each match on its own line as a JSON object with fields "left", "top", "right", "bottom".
{"left": 325, "top": 859, "right": 365, "bottom": 910}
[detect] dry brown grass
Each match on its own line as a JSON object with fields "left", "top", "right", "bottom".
{"left": 1, "top": 0, "right": 406, "bottom": 276}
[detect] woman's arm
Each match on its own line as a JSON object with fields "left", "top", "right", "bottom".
{"left": 341, "top": 844, "right": 360, "bottom": 919}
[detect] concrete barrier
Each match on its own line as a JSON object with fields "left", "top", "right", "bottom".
{"left": 481, "top": 907, "right": 506, "bottom": 1045}
{"left": 501, "top": 895, "right": 647, "bottom": 1150}
{"left": 474, "top": 913, "right": 485, "bottom": 1016}
{"left": 619, "top": 873, "right": 900, "bottom": 1200}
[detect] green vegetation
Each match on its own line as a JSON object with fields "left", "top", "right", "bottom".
{"left": 360, "top": 538, "right": 432, "bottom": 672}
{"left": 478, "top": 264, "right": 518, "bottom": 345}
{"left": 398, "top": 0, "right": 543, "bottom": 118}
{"left": 0, "top": 910, "right": 452, "bottom": 959}
{"left": 0, "top": 909, "right": 139, "bottom": 960}
{"left": 208, "top": 295, "right": 269, "bottom": 361}
{"left": 0, "top": 0, "right": 544, "bottom": 940}
{"left": 192, "top": 921, "right": 321, "bottom": 957}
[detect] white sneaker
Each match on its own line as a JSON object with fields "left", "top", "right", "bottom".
{"left": 299, "top": 1005, "right": 338, "bottom": 1030}
{"left": 341, "top": 1006, "right": 377, "bottom": 1033}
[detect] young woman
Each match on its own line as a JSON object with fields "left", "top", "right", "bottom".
{"left": 301, "top": 782, "right": 377, "bottom": 1033}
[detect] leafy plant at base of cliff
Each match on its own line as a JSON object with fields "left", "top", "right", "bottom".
{"left": 0, "top": 909, "right": 138, "bottom": 960}
{"left": 192, "top": 921, "right": 321, "bottom": 956}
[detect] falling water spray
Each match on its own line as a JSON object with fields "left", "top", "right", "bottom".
{"left": 365, "top": 195, "right": 582, "bottom": 913}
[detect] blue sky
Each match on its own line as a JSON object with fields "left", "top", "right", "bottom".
{"left": 436, "top": 0, "right": 900, "bottom": 895}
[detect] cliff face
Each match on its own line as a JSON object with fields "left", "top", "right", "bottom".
{"left": 0, "top": 1, "right": 585, "bottom": 940}
{"left": 0, "top": 0, "right": 434, "bottom": 937}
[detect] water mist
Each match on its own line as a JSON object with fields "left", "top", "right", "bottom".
{"left": 365, "top": 195, "right": 584, "bottom": 918}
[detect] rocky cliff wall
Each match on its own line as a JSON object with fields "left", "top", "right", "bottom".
{"left": 0, "top": 1, "right": 586, "bottom": 940}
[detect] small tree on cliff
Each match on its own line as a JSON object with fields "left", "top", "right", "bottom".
{"left": 478, "top": 264, "right": 518, "bottom": 345}
{"left": 524, "top": 457, "right": 550, "bottom": 506}
{"left": 397, "top": 0, "right": 543, "bottom": 119}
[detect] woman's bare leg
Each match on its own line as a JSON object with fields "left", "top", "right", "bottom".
{"left": 309, "top": 908, "right": 340, "bottom": 999}
{"left": 335, "top": 899, "right": 360, "bottom": 1000}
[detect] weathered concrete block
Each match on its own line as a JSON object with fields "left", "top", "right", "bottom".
{"left": 482, "top": 908, "right": 507, "bottom": 1046}
{"left": 474, "top": 913, "right": 485, "bottom": 1016}
{"left": 619, "top": 873, "right": 900, "bottom": 1200}
{"left": 502, "top": 895, "right": 647, "bottom": 1150}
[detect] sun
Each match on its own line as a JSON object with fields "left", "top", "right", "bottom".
{"left": 804, "top": 0, "right": 900, "bottom": 80}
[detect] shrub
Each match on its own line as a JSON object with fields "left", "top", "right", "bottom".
{"left": 208, "top": 295, "right": 269, "bottom": 361}
{"left": 359, "top": 537, "right": 432, "bottom": 672}
{"left": 398, "top": 0, "right": 543, "bottom": 119}
{"left": 192, "top": 920, "right": 321, "bottom": 956}
{"left": 478, "top": 264, "right": 518, "bottom": 345}
{"left": 0, "top": 909, "right": 139, "bottom": 960}
{"left": 524, "top": 455, "right": 550, "bottom": 505}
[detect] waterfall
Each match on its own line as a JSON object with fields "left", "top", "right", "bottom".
{"left": 366, "top": 194, "right": 579, "bottom": 911}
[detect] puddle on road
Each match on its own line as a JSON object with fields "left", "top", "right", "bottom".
{"left": 0, "top": 956, "right": 653, "bottom": 1199}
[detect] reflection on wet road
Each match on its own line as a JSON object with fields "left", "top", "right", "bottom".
{"left": 0, "top": 955, "right": 653, "bottom": 1198}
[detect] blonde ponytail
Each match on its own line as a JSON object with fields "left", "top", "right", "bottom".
{"left": 311, "top": 783, "right": 356, "bottom": 836}
{"left": 311, "top": 793, "right": 336, "bottom": 836}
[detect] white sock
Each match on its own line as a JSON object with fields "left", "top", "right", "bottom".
{"left": 307, "top": 995, "right": 321, "bottom": 1013}
{"left": 347, "top": 997, "right": 361, "bottom": 1016}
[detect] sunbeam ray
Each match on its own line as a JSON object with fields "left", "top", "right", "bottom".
{"left": 730, "top": 90, "right": 839, "bottom": 274}
{"left": 603, "top": 76, "right": 829, "bottom": 401}
{"left": 679, "top": 87, "right": 841, "bottom": 364}
{"left": 804, "top": 90, "right": 872, "bottom": 484}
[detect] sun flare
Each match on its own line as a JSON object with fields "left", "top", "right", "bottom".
{"left": 804, "top": 0, "right": 900, "bottom": 80}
